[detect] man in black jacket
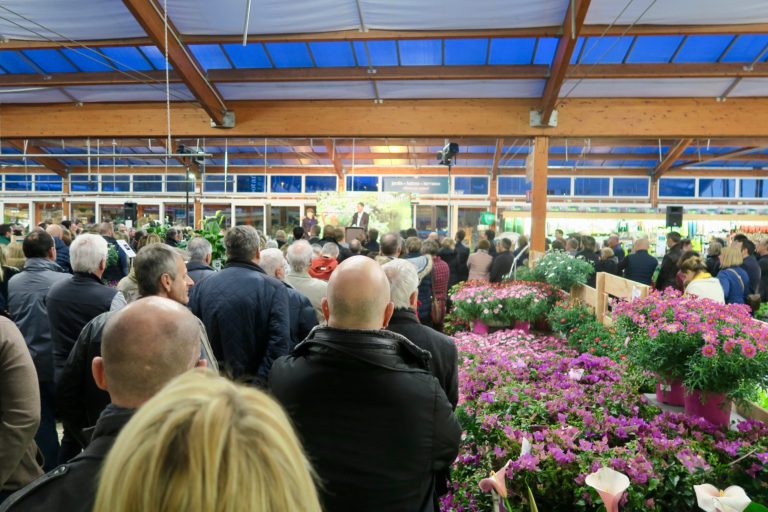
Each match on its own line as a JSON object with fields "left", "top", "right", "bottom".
{"left": 259, "top": 248, "right": 317, "bottom": 349}
{"left": 0, "top": 297, "right": 206, "bottom": 512}
{"left": 47, "top": 234, "right": 126, "bottom": 463}
{"left": 619, "top": 238, "right": 658, "bottom": 286}
{"left": 757, "top": 239, "right": 768, "bottom": 301}
{"left": 270, "top": 256, "right": 461, "bottom": 512}
{"left": 489, "top": 238, "right": 515, "bottom": 283}
{"left": 735, "top": 237, "right": 762, "bottom": 297}
{"left": 190, "top": 225, "right": 290, "bottom": 387}
{"left": 454, "top": 230, "right": 470, "bottom": 282}
{"left": 576, "top": 236, "right": 600, "bottom": 287}
{"left": 56, "top": 244, "right": 216, "bottom": 449}
{"left": 655, "top": 231, "right": 682, "bottom": 291}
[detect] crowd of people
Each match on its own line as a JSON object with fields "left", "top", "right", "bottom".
{"left": 552, "top": 229, "right": 767, "bottom": 309}
{"left": 0, "top": 218, "right": 466, "bottom": 512}
{"left": 1, "top": 215, "right": 766, "bottom": 511}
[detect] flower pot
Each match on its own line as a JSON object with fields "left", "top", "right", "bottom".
{"left": 472, "top": 320, "right": 489, "bottom": 335}
{"left": 683, "top": 389, "right": 731, "bottom": 427}
{"left": 655, "top": 378, "right": 685, "bottom": 407}
{"left": 514, "top": 320, "right": 530, "bottom": 334}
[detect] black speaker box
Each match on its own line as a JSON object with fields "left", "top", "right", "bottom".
{"left": 666, "top": 206, "right": 683, "bottom": 228}
{"left": 124, "top": 202, "right": 138, "bottom": 222}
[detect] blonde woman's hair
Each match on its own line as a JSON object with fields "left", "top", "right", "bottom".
{"left": 600, "top": 247, "right": 614, "bottom": 260}
{"left": 94, "top": 370, "right": 322, "bottom": 512}
{"left": 4, "top": 242, "right": 26, "bottom": 270}
{"left": 719, "top": 245, "right": 744, "bottom": 269}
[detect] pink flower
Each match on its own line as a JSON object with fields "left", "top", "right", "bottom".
{"left": 701, "top": 345, "right": 717, "bottom": 358}
{"left": 479, "top": 461, "right": 511, "bottom": 498}
{"left": 741, "top": 343, "right": 757, "bottom": 359}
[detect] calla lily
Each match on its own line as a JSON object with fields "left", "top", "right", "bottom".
{"left": 585, "top": 467, "right": 630, "bottom": 512}
{"left": 695, "top": 484, "right": 751, "bottom": 512}
{"left": 568, "top": 368, "right": 585, "bottom": 381}
{"left": 520, "top": 437, "right": 532, "bottom": 457}
{"left": 479, "top": 461, "right": 512, "bottom": 498}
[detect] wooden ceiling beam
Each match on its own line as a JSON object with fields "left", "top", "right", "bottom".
{"left": 323, "top": 140, "right": 345, "bottom": 182}
{"left": 655, "top": 138, "right": 694, "bottom": 178}
{"left": 5, "top": 139, "right": 68, "bottom": 177}
{"left": 6, "top": 98, "right": 768, "bottom": 139}
{"left": 666, "top": 145, "right": 768, "bottom": 173}
{"left": 538, "top": 0, "right": 591, "bottom": 126}
{"left": 5, "top": 62, "right": 768, "bottom": 88}
{"left": 3, "top": 22, "right": 768, "bottom": 50}
{"left": 121, "top": 0, "right": 231, "bottom": 127}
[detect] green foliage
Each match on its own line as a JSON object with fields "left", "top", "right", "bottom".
{"left": 567, "top": 321, "right": 626, "bottom": 360}
{"left": 531, "top": 251, "right": 595, "bottom": 290}
{"left": 194, "top": 211, "right": 227, "bottom": 262}
{"left": 547, "top": 300, "right": 595, "bottom": 337}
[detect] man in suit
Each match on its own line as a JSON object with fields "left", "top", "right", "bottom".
{"left": 454, "top": 230, "right": 470, "bottom": 282}
{"left": 619, "top": 238, "right": 659, "bottom": 287}
{"left": 350, "top": 202, "right": 369, "bottom": 231}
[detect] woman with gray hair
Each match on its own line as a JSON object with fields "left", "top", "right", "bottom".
{"left": 706, "top": 240, "right": 722, "bottom": 276}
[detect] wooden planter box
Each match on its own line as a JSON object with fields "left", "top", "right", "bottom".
{"left": 737, "top": 401, "right": 768, "bottom": 423}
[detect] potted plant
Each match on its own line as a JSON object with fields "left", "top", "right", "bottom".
{"left": 530, "top": 250, "right": 595, "bottom": 290}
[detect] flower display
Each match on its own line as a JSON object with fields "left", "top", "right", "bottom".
{"left": 612, "top": 289, "right": 768, "bottom": 399}
{"left": 442, "top": 329, "right": 768, "bottom": 512}
{"left": 694, "top": 484, "right": 751, "bottom": 512}
{"left": 450, "top": 281, "right": 563, "bottom": 325}
{"left": 530, "top": 250, "right": 596, "bottom": 290}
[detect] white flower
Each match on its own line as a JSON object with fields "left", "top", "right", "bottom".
{"left": 520, "top": 437, "right": 532, "bottom": 457}
{"left": 585, "top": 467, "right": 630, "bottom": 512}
{"left": 694, "top": 484, "right": 751, "bottom": 512}
{"left": 568, "top": 368, "right": 585, "bottom": 381}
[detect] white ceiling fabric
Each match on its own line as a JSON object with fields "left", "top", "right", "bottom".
{"left": 61, "top": 83, "right": 193, "bottom": 102}
{"left": 729, "top": 78, "right": 768, "bottom": 97}
{"left": 167, "top": 0, "right": 360, "bottom": 36}
{"left": 377, "top": 79, "right": 545, "bottom": 99}
{"left": 0, "top": 0, "right": 144, "bottom": 41}
{"left": 0, "top": 87, "right": 71, "bottom": 103}
{"left": 562, "top": 78, "right": 737, "bottom": 97}
{"left": 587, "top": 0, "right": 768, "bottom": 25}
{"left": 218, "top": 81, "right": 375, "bottom": 100}
{"left": 358, "top": 0, "right": 567, "bottom": 30}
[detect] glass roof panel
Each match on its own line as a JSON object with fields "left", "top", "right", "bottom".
{"left": 674, "top": 35, "right": 736, "bottom": 63}
{"left": 445, "top": 39, "right": 488, "bottom": 65}
{"left": 488, "top": 38, "right": 536, "bottom": 65}
{"left": 579, "top": 36, "right": 634, "bottom": 64}
{"left": 23, "top": 49, "right": 77, "bottom": 73}
{"left": 533, "top": 37, "right": 558, "bottom": 65}
{"left": 309, "top": 42, "right": 356, "bottom": 67}
{"left": 266, "top": 42, "right": 313, "bottom": 68}
{"left": 399, "top": 39, "right": 442, "bottom": 66}
{"left": 221, "top": 43, "right": 272, "bottom": 68}
{"left": 100, "top": 46, "right": 153, "bottom": 71}
{"left": 0, "top": 51, "right": 39, "bottom": 73}
{"left": 139, "top": 46, "right": 170, "bottom": 70}
{"left": 721, "top": 35, "right": 768, "bottom": 62}
{"left": 61, "top": 48, "right": 113, "bottom": 72}
{"left": 626, "top": 36, "right": 685, "bottom": 63}
{"left": 353, "top": 40, "right": 398, "bottom": 67}
{"left": 189, "top": 44, "right": 232, "bottom": 70}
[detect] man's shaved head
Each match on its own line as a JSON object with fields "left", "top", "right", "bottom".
{"left": 98, "top": 296, "right": 203, "bottom": 408}
{"left": 322, "top": 256, "right": 394, "bottom": 330}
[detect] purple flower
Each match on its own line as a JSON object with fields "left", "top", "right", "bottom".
{"left": 701, "top": 344, "right": 717, "bottom": 358}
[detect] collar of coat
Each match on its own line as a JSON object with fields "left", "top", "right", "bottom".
{"left": 22, "top": 257, "right": 65, "bottom": 273}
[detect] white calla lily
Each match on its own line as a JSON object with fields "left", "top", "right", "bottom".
{"left": 695, "top": 484, "right": 751, "bottom": 512}
{"left": 585, "top": 467, "right": 630, "bottom": 512}
{"left": 520, "top": 437, "right": 531, "bottom": 457}
{"left": 568, "top": 368, "right": 585, "bottom": 381}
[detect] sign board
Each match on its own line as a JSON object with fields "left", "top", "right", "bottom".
{"left": 381, "top": 176, "right": 449, "bottom": 195}
{"left": 480, "top": 212, "right": 496, "bottom": 225}
{"left": 116, "top": 239, "right": 136, "bottom": 258}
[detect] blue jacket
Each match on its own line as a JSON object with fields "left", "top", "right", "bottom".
{"left": 54, "top": 237, "right": 71, "bottom": 273}
{"left": 283, "top": 282, "right": 318, "bottom": 350}
{"left": 717, "top": 266, "right": 750, "bottom": 305}
{"left": 612, "top": 244, "right": 626, "bottom": 262}
{"left": 619, "top": 250, "right": 658, "bottom": 286}
{"left": 741, "top": 255, "right": 762, "bottom": 295}
{"left": 189, "top": 261, "right": 290, "bottom": 385}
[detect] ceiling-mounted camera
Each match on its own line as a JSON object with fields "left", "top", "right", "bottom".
{"left": 437, "top": 142, "right": 459, "bottom": 166}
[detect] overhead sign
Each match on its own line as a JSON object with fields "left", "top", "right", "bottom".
{"left": 382, "top": 176, "right": 449, "bottom": 195}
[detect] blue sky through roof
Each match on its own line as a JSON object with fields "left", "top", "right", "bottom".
{"left": 266, "top": 43, "right": 313, "bottom": 68}
{"left": 353, "top": 41, "right": 398, "bottom": 66}
{"left": 444, "top": 39, "right": 488, "bottom": 65}
{"left": 61, "top": 48, "right": 113, "bottom": 72}
{"left": 309, "top": 42, "right": 356, "bottom": 67}
{"left": 139, "top": 46, "right": 170, "bottom": 70}
{"left": 222, "top": 44, "right": 272, "bottom": 68}
{"left": 721, "top": 35, "right": 768, "bottom": 62}
{"left": 23, "top": 49, "right": 77, "bottom": 73}
{"left": 488, "top": 38, "right": 536, "bottom": 65}
{"left": 0, "top": 51, "right": 39, "bottom": 73}
{"left": 399, "top": 39, "right": 442, "bottom": 66}
{"left": 673, "top": 35, "right": 735, "bottom": 62}
{"left": 101, "top": 47, "right": 154, "bottom": 71}
{"left": 626, "top": 36, "right": 685, "bottom": 63}
{"left": 579, "top": 36, "right": 634, "bottom": 64}
{"left": 189, "top": 45, "right": 231, "bottom": 70}
{"left": 533, "top": 38, "right": 558, "bottom": 65}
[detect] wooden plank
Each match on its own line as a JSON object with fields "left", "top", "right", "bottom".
{"left": 5, "top": 63, "right": 767, "bottom": 88}
{"left": 570, "top": 284, "right": 598, "bottom": 310}
{"left": 3, "top": 23, "right": 768, "bottom": 50}
{"left": 655, "top": 138, "right": 694, "bottom": 178}
{"left": 122, "top": 0, "right": 229, "bottom": 126}
{"left": 489, "top": 138, "right": 504, "bottom": 217}
{"left": 595, "top": 271, "right": 607, "bottom": 324}
{"left": 539, "top": 0, "right": 591, "bottom": 125}
{"left": 530, "top": 136, "right": 548, "bottom": 253}
{"left": 6, "top": 98, "right": 768, "bottom": 138}
{"left": 667, "top": 145, "right": 768, "bottom": 172}
{"left": 5, "top": 139, "right": 68, "bottom": 177}
{"left": 323, "top": 140, "right": 345, "bottom": 190}
{"left": 603, "top": 272, "right": 650, "bottom": 301}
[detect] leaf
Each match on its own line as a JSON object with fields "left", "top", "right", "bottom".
{"left": 526, "top": 483, "right": 539, "bottom": 512}
{"left": 745, "top": 504, "right": 768, "bottom": 512}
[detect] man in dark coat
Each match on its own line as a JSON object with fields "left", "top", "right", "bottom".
{"left": 186, "top": 237, "right": 216, "bottom": 284}
{"left": 259, "top": 248, "right": 318, "bottom": 349}
{"left": 0, "top": 298, "right": 206, "bottom": 512}
{"left": 47, "top": 234, "right": 125, "bottom": 463}
{"left": 97, "top": 222, "right": 128, "bottom": 283}
{"left": 190, "top": 225, "right": 290, "bottom": 387}
{"left": 349, "top": 202, "right": 369, "bottom": 230}
{"left": 735, "top": 237, "right": 762, "bottom": 297}
{"left": 269, "top": 257, "right": 461, "bottom": 512}
{"left": 489, "top": 238, "right": 515, "bottom": 283}
{"left": 576, "top": 236, "right": 600, "bottom": 287}
{"left": 454, "top": 230, "right": 470, "bottom": 282}
{"left": 655, "top": 232, "right": 683, "bottom": 291}
{"left": 8, "top": 230, "right": 69, "bottom": 470}
{"left": 619, "top": 238, "right": 658, "bottom": 286}
{"left": 45, "top": 225, "right": 71, "bottom": 273}
{"left": 56, "top": 245, "right": 216, "bottom": 449}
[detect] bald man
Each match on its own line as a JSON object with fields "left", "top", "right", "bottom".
{"left": 618, "top": 238, "right": 658, "bottom": 286}
{"left": 269, "top": 256, "right": 461, "bottom": 512}
{"left": 1, "top": 297, "right": 206, "bottom": 512}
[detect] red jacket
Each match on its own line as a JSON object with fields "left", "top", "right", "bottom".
{"left": 308, "top": 256, "right": 338, "bottom": 281}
